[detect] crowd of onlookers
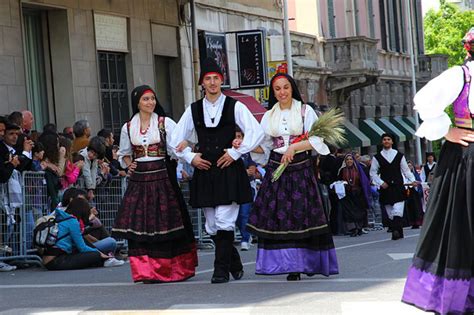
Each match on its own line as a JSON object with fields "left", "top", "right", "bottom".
{"left": 0, "top": 111, "right": 126, "bottom": 271}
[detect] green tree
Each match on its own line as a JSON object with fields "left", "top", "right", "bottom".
{"left": 424, "top": 0, "right": 474, "bottom": 67}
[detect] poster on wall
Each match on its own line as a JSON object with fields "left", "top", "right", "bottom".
{"left": 198, "top": 31, "right": 230, "bottom": 88}
{"left": 236, "top": 30, "right": 267, "bottom": 89}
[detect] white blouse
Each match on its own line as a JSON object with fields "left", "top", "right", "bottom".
{"left": 117, "top": 113, "right": 177, "bottom": 169}
{"left": 251, "top": 102, "right": 329, "bottom": 165}
{"left": 415, "top": 61, "right": 474, "bottom": 140}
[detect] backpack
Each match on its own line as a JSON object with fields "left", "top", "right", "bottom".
{"left": 33, "top": 213, "right": 73, "bottom": 248}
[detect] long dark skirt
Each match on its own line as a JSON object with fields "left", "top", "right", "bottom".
{"left": 112, "top": 160, "right": 197, "bottom": 282}
{"left": 404, "top": 188, "right": 423, "bottom": 227}
{"left": 339, "top": 189, "right": 367, "bottom": 232}
{"left": 402, "top": 141, "right": 474, "bottom": 314}
{"left": 247, "top": 152, "right": 339, "bottom": 276}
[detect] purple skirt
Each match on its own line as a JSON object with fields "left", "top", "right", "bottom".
{"left": 248, "top": 151, "right": 338, "bottom": 276}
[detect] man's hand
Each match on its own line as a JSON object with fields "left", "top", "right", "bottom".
{"left": 380, "top": 182, "right": 389, "bottom": 189}
{"left": 23, "top": 139, "right": 34, "bottom": 153}
{"left": 176, "top": 141, "right": 189, "bottom": 153}
{"left": 232, "top": 138, "right": 242, "bottom": 149}
{"left": 411, "top": 181, "right": 420, "bottom": 187}
{"left": 191, "top": 153, "right": 212, "bottom": 170}
{"left": 216, "top": 152, "right": 235, "bottom": 169}
{"left": 445, "top": 127, "right": 474, "bottom": 146}
{"left": 10, "top": 155, "right": 20, "bottom": 168}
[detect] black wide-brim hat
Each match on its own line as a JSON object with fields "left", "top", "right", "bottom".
{"left": 199, "top": 58, "right": 224, "bottom": 84}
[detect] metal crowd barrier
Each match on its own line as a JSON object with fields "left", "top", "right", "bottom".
{"left": 0, "top": 171, "right": 212, "bottom": 267}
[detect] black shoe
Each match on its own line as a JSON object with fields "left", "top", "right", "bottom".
{"left": 392, "top": 230, "right": 401, "bottom": 240}
{"left": 305, "top": 273, "right": 316, "bottom": 277}
{"left": 411, "top": 225, "right": 420, "bottom": 229}
{"left": 211, "top": 275, "right": 229, "bottom": 283}
{"left": 231, "top": 269, "right": 244, "bottom": 280}
{"left": 350, "top": 229, "right": 358, "bottom": 237}
{"left": 287, "top": 273, "right": 301, "bottom": 281}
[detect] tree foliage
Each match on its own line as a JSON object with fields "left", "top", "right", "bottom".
{"left": 424, "top": 0, "right": 474, "bottom": 67}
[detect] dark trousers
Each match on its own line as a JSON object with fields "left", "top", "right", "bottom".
{"left": 45, "top": 251, "right": 103, "bottom": 270}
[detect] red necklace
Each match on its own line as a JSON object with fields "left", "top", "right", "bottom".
{"left": 140, "top": 124, "right": 150, "bottom": 135}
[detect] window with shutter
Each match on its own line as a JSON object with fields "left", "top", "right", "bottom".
{"left": 328, "top": 0, "right": 336, "bottom": 38}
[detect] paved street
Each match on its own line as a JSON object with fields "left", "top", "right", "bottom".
{"left": 0, "top": 229, "right": 426, "bottom": 315}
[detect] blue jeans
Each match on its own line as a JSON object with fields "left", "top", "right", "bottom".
{"left": 237, "top": 202, "right": 252, "bottom": 243}
{"left": 93, "top": 237, "right": 117, "bottom": 254}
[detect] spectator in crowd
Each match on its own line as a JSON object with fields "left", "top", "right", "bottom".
{"left": 39, "top": 133, "right": 62, "bottom": 210}
{"left": 58, "top": 137, "right": 83, "bottom": 191}
{"left": 79, "top": 136, "right": 107, "bottom": 201}
{"left": 97, "top": 129, "right": 121, "bottom": 176}
{"left": 21, "top": 110, "right": 34, "bottom": 135}
{"left": 62, "top": 126, "right": 74, "bottom": 140}
{"left": 41, "top": 197, "right": 124, "bottom": 270}
{"left": 0, "top": 116, "right": 6, "bottom": 140}
{"left": 72, "top": 120, "right": 91, "bottom": 153}
{"left": 0, "top": 122, "right": 33, "bottom": 256}
{"left": 247, "top": 73, "right": 338, "bottom": 281}
{"left": 420, "top": 152, "right": 436, "bottom": 184}
{"left": 370, "top": 133, "right": 417, "bottom": 240}
{"left": 232, "top": 126, "right": 256, "bottom": 251}
{"left": 31, "top": 142, "right": 45, "bottom": 171}
{"left": 319, "top": 146, "right": 344, "bottom": 235}
{"left": 404, "top": 160, "right": 423, "bottom": 229}
{"left": 337, "top": 154, "right": 371, "bottom": 237}
{"left": 7, "top": 111, "right": 23, "bottom": 128}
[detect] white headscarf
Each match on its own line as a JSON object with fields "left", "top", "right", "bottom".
{"left": 264, "top": 99, "right": 304, "bottom": 137}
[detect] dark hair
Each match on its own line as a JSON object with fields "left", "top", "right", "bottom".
{"left": 62, "top": 188, "right": 88, "bottom": 207}
{"left": 87, "top": 136, "right": 106, "bottom": 159}
{"left": 43, "top": 123, "right": 57, "bottom": 135}
{"left": 32, "top": 142, "right": 44, "bottom": 155}
{"left": 97, "top": 129, "right": 112, "bottom": 139}
{"left": 235, "top": 125, "right": 243, "bottom": 134}
{"left": 267, "top": 73, "right": 304, "bottom": 109}
{"left": 72, "top": 152, "right": 85, "bottom": 163}
{"left": 59, "top": 136, "right": 73, "bottom": 162}
{"left": 66, "top": 198, "right": 92, "bottom": 226}
{"left": 40, "top": 133, "right": 60, "bottom": 165}
{"left": 0, "top": 116, "right": 7, "bottom": 125}
{"left": 8, "top": 111, "right": 23, "bottom": 127}
{"left": 130, "top": 85, "right": 166, "bottom": 120}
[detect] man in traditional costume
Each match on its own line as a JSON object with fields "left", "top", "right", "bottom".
{"left": 171, "top": 58, "right": 264, "bottom": 283}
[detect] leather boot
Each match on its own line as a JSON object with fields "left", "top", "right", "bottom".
{"left": 230, "top": 243, "right": 244, "bottom": 280}
{"left": 211, "top": 230, "right": 232, "bottom": 283}
{"left": 391, "top": 216, "right": 402, "bottom": 240}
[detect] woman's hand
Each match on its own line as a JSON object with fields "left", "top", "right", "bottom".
{"left": 281, "top": 145, "right": 296, "bottom": 165}
{"left": 445, "top": 127, "right": 474, "bottom": 146}
{"left": 127, "top": 161, "right": 137, "bottom": 176}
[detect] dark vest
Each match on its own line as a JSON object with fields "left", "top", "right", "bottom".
{"left": 374, "top": 151, "right": 406, "bottom": 205}
{"left": 189, "top": 96, "right": 252, "bottom": 208}
{"left": 423, "top": 163, "right": 435, "bottom": 180}
{"left": 191, "top": 96, "right": 237, "bottom": 163}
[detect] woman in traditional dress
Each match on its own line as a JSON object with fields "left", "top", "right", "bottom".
{"left": 337, "top": 154, "right": 371, "bottom": 237}
{"left": 402, "top": 28, "right": 474, "bottom": 314}
{"left": 112, "top": 85, "right": 197, "bottom": 283}
{"left": 403, "top": 160, "right": 423, "bottom": 229}
{"left": 247, "top": 73, "right": 339, "bottom": 281}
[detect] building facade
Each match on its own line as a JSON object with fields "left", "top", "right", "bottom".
{"left": 288, "top": 0, "right": 448, "bottom": 157}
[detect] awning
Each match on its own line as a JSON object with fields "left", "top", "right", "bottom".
{"left": 359, "top": 119, "right": 385, "bottom": 144}
{"left": 405, "top": 116, "right": 417, "bottom": 129}
{"left": 343, "top": 120, "right": 371, "bottom": 148}
{"left": 375, "top": 118, "right": 406, "bottom": 143}
{"left": 390, "top": 116, "right": 415, "bottom": 140}
{"left": 222, "top": 90, "right": 267, "bottom": 122}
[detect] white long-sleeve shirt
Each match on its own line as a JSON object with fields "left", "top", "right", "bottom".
{"left": 369, "top": 148, "right": 416, "bottom": 187}
{"left": 117, "top": 115, "right": 178, "bottom": 169}
{"left": 170, "top": 94, "right": 264, "bottom": 164}
{"left": 251, "top": 102, "right": 329, "bottom": 165}
{"left": 415, "top": 61, "right": 473, "bottom": 140}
